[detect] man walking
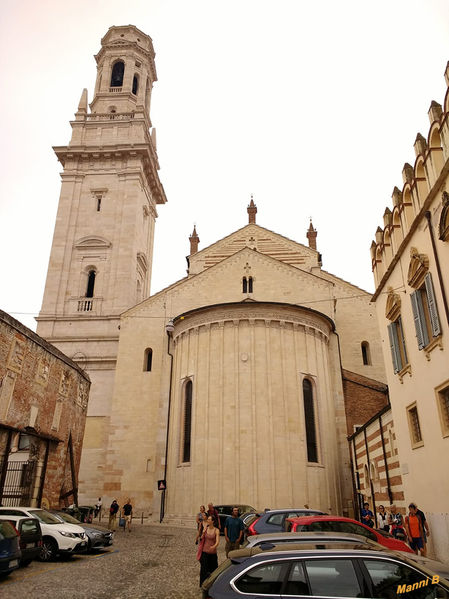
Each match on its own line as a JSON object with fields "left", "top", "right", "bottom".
{"left": 108, "top": 499, "right": 119, "bottom": 530}
{"left": 361, "top": 502, "right": 374, "bottom": 527}
{"left": 224, "top": 507, "right": 244, "bottom": 557}
{"left": 415, "top": 503, "right": 430, "bottom": 557}
{"left": 405, "top": 503, "right": 425, "bottom": 555}
{"left": 123, "top": 498, "right": 133, "bottom": 532}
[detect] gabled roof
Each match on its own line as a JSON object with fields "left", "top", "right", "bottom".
{"left": 188, "top": 223, "right": 319, "bottom": 274}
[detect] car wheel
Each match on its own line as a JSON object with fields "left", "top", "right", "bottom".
{"left": 40, "top": 537, "right": 58, "bottom": 561}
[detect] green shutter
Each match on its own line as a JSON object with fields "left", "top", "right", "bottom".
{"left": 411, "top": 290, "right": 428, "bottom": 349}
{"left": 424, "top": 272, "right": 441, "bottom": 337}
{"left": 388, "top": 323, "right": 401, "bottom": 373}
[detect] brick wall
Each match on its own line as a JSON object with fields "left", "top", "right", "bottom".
{"left": 342, "top": 369, "right": 389, "bottom": 436}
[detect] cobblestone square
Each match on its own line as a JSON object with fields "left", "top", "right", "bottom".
{"left": 0, "top": 523, "right": 225, "bottom": 599}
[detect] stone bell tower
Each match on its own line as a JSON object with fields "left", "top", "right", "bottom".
{"left": 36, "top": 25, "right": 166, "bottom": 500}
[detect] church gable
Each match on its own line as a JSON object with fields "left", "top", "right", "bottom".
{"left": 126, "top": 246, "right": 335, "bottom": 322}
{"left": 188, "top": 224, "right": 319, "bottom": 275}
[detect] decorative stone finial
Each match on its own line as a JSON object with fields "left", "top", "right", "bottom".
{"left": 247, "top": 195, "right": 257, "bottom": 224}
{"left": 189, "top": 225, "right": 200, "bottom": 255}
{"left": 375, "top": 226, "right": 383, "bottom": 244}
{"left": 76, "top": 88, "right": 88, "bottom": 119}
{"left": 383, "top": 208, "right": 392, "bottom": 227}
{"left": 402, "top": 163, "right": 414, "bottom": 184}
{"left": 306, "top": 219, "right": 317, "bottom": 250}
{"left": 414, "top": 133, "right": 428, "bottom": 157}
{"left": 428, "top": 100, "right": 442, "bottom": 124}
{"left": 392, "top": 187, "right": 402, "bottom": 206}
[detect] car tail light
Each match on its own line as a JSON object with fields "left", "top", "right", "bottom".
{"left": 247, "top": 517, "right": 260, "bottom": 536}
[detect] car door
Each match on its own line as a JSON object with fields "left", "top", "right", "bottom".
{"left": 281, "top": 557, "right": 369, "bottom": 598}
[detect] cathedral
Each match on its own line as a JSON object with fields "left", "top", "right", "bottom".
{"left": 37, "top": 25, "right": 387, "bottom": 521}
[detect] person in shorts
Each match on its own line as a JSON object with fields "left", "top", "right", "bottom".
{"left": 123, "top": 498, "right": 133, "bottom": 532}
{"left": 405, "top": 503, "right": 424, "bottom": 554}
{"left": 224, "top": 507, "right": 244, "bottom": 557}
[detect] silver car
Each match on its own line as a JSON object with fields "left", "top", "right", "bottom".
{"left": 241, "top": 530, "right": 373, "bottom": 549}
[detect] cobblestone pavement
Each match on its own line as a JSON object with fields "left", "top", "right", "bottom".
{"left": 0, "top": 522, "right": 227, "bottom": 599}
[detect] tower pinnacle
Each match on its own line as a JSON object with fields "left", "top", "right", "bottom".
{"left": 247, "top": 195, "right": 257, "bottom": 224}
{"left": 189, "top": 225, "right": 200, "bottom": 255}
{"left": 307, "top": 219, "right": 317, "bottom": 250}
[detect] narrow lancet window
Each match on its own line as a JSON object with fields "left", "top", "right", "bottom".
{"left": 144, "top": 348, "right": 153, "bottom": 372}
{"left": 248, "top": 277, "right": 253, "bottom": 293}
{"left": 132, "top": 74, "right": 139, "bottom": 95}
{"left": 182, "top": 380, "right": 193, "bottom": 463}
{"left": 242, "top": 277, "right": 248, "bottom": 293}
{"left": 303, "top": 379, "right": 318, "bottom": 463}
{"left": 86, "top": 270, "right": 96, "bottom": 298}
{"left": 361, "top": 341, "right": 371, "bottom": 365}
{"left": 110, "top": 61, "right": 125, "bottom": 87}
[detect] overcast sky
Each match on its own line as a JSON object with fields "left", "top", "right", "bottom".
{"left": 1, "top": 0, "right": 449, "bottom": 331}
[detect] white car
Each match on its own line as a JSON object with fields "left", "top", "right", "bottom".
{"left": 0, "top": 507, "right": 87, "bottom": 561}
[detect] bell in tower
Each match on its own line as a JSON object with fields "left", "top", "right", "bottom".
{"left": 36, "top": 25, "right": 166, "bottom": 501}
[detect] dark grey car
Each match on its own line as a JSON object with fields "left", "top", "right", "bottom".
{"left": 51, "top": 511, "right": 113, "bottom": 551}
{"left": 201, "top": 542, "right": 449, "bottom": 598}
{"left": 246, "top": 508, "right": 326, "bottom": 536}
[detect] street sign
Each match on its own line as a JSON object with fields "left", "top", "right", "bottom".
{"left": 157, "top": 479, "right": 166, "bottom": 490}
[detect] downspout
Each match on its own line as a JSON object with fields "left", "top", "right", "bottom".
{"left": 425, "top": 211, "right": 449, "bottom": 325}
{"left": 160, "top": 319, "right": 174, "bottom": 522}
{"left": 378, "top": 412, "right": 393, "bottom": 504}
{"left": 363, "top": 427, "right": 377, "bottom": 518}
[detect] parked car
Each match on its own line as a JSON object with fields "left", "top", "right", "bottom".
{"left": 0, "top": 520, "right": 21, "bottom": 577}
{"left": 285, "top": 514, "right": 414, "bottom": 553}
{"left": 0, "top": 516, "right": 42, "bottom": 566}
{"left": 51, "top": 510, "right": 113, "bottom": 551}
{"left": 246, "top": 508, "right": 326, "bottom": 536}
{"left": 62, "top": 505, "right": 95, "bottom": 524}
{"left": 201, "top": 542, "right": 449, "bottom": 598}
{"left": 242, "top": 530, "right": 374, "bottom": 549}
{"left": 0, "top": 507, "right": 87, "bottom": 561}
{"left": 214, "top": 505, "right": 257, "bottom": 534}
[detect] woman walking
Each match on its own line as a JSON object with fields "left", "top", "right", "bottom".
{"left": 198, "top": 515, "right": 220, "bottom": 586}
{"left": 195, "top": 505, "right": 207, "bottom": 544}
{"left": 377, "top": 505, "right": 389, "bottom": 532}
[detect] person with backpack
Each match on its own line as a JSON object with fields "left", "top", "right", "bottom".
{"left": 388, "top": 504, "right": 406, "bottom": 541}
{"left": 108, "top": 499, "right": 119, "bottom": 530}
{"left": 404, "top": 503, "right": 425, "bottom": 555}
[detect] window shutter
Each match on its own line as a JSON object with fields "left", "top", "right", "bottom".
{"left": 398, "top": 317, "right": 408, "bottom": 365}
{"left": 424, "top": 272, "right": 441, "bottom": 337}
{"left": 410, "top": 290, "right": 427, "bottom": 349}
{"left": 387, "top": 323, "right": 401, "bottom": 373}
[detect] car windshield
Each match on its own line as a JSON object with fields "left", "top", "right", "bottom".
{"left": 29, "top": 509, "right": 65, "bottom": 524}
{"left": 52, "top": 512, "right": 80, "bottom": 525}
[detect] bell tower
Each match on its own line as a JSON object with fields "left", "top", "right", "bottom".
{"left": 36, "top": 26, "right": 166, "bottom": 500}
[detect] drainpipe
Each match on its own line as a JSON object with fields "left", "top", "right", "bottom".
{"left": 160, "top": 319, "right": 174, "bottom": 523}
{"left": 378, "top": 413, "right": 393, "bottom": 504}
{"left": 425, "top": 211, "right": 449, "bottom": 325}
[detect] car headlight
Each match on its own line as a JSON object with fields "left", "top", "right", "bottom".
{"left": 59, "top": 531, "right": 76, "bottom": 538}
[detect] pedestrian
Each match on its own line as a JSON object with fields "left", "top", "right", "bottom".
{"left": 207, "top": 502, "right": 220, "bottom": 530}
{"left": 404, "top": 503, "right": 425, "bottom": 555}
{"left": 198, "top": 515, "right": 220, "bottom": 586}
{"left": 376, "top": 505, "right": 389, "bottom": 532}
{"left": 195, "top": 505, "right": 207, "bottom": 544}
{"left": 415, "top": 503, "right": 430, "bottom": 557}
{"left": 95, "top": 497, "right": 102, "bottom": 518}
{"left": 108, "top": 499, "right": 119, "bottom": 530}
{"left": 388, "top": 504, "right": 406, "bottom": 541}
{"left": 224, "top": 506, "right": 244, "bottom": 557}
{"left": 360, "top": 502, "right": 374, "bottom": 527}
{"left": 123, "top": 498, "right": 133, "bottom": 532}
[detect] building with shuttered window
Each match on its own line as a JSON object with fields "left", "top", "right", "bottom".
{"left": 370, "top": 73, "right": 449, "bottom": 562}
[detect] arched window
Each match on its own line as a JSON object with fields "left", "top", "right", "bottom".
{"left": 132, "top": 74, "right": 139, "bottom": 95}
{"left": 242, "top": 277, "right": 247, "bottom": 293}
{"left": 248, "top": 276, "right": 253, "bottom": 293}
{"left": 361, "top": 341, "right": 371, "bottom": 365}
{"left": 143, "top": 348, "right": 152, "bottom": 372}
{"left": 182, "top": 380, "right": 193, "bottom": 463}
{"left": 303, "top": 379, "right": 318, "bottom": 463}
{"left": 110, "top": 61, "right": 124, "bottom": 87}
{"left": 86, "top": 270, "right": 96, "bottom": 298}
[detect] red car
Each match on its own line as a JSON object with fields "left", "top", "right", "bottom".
{"left": 285, "top": 514, "right": 414, "bottom": 553}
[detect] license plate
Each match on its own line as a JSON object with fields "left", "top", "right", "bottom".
{"left": 26, "top": 542, "right": 36, "bottom": 548}
{"left": 9, "top": 559, "right": 19, "bottom": 568}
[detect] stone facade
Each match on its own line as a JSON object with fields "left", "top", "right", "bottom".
{"left": 0, "top": 309, "right": 90, "bottom": 508}
{"left": 36, "top": 25, "right": 166, "bottom": 498}
{"left": 370, "top": 65, "right": 449, "bottom": 561}
{"left": 35, "top": 25, "right": 388, "bottom": 523}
